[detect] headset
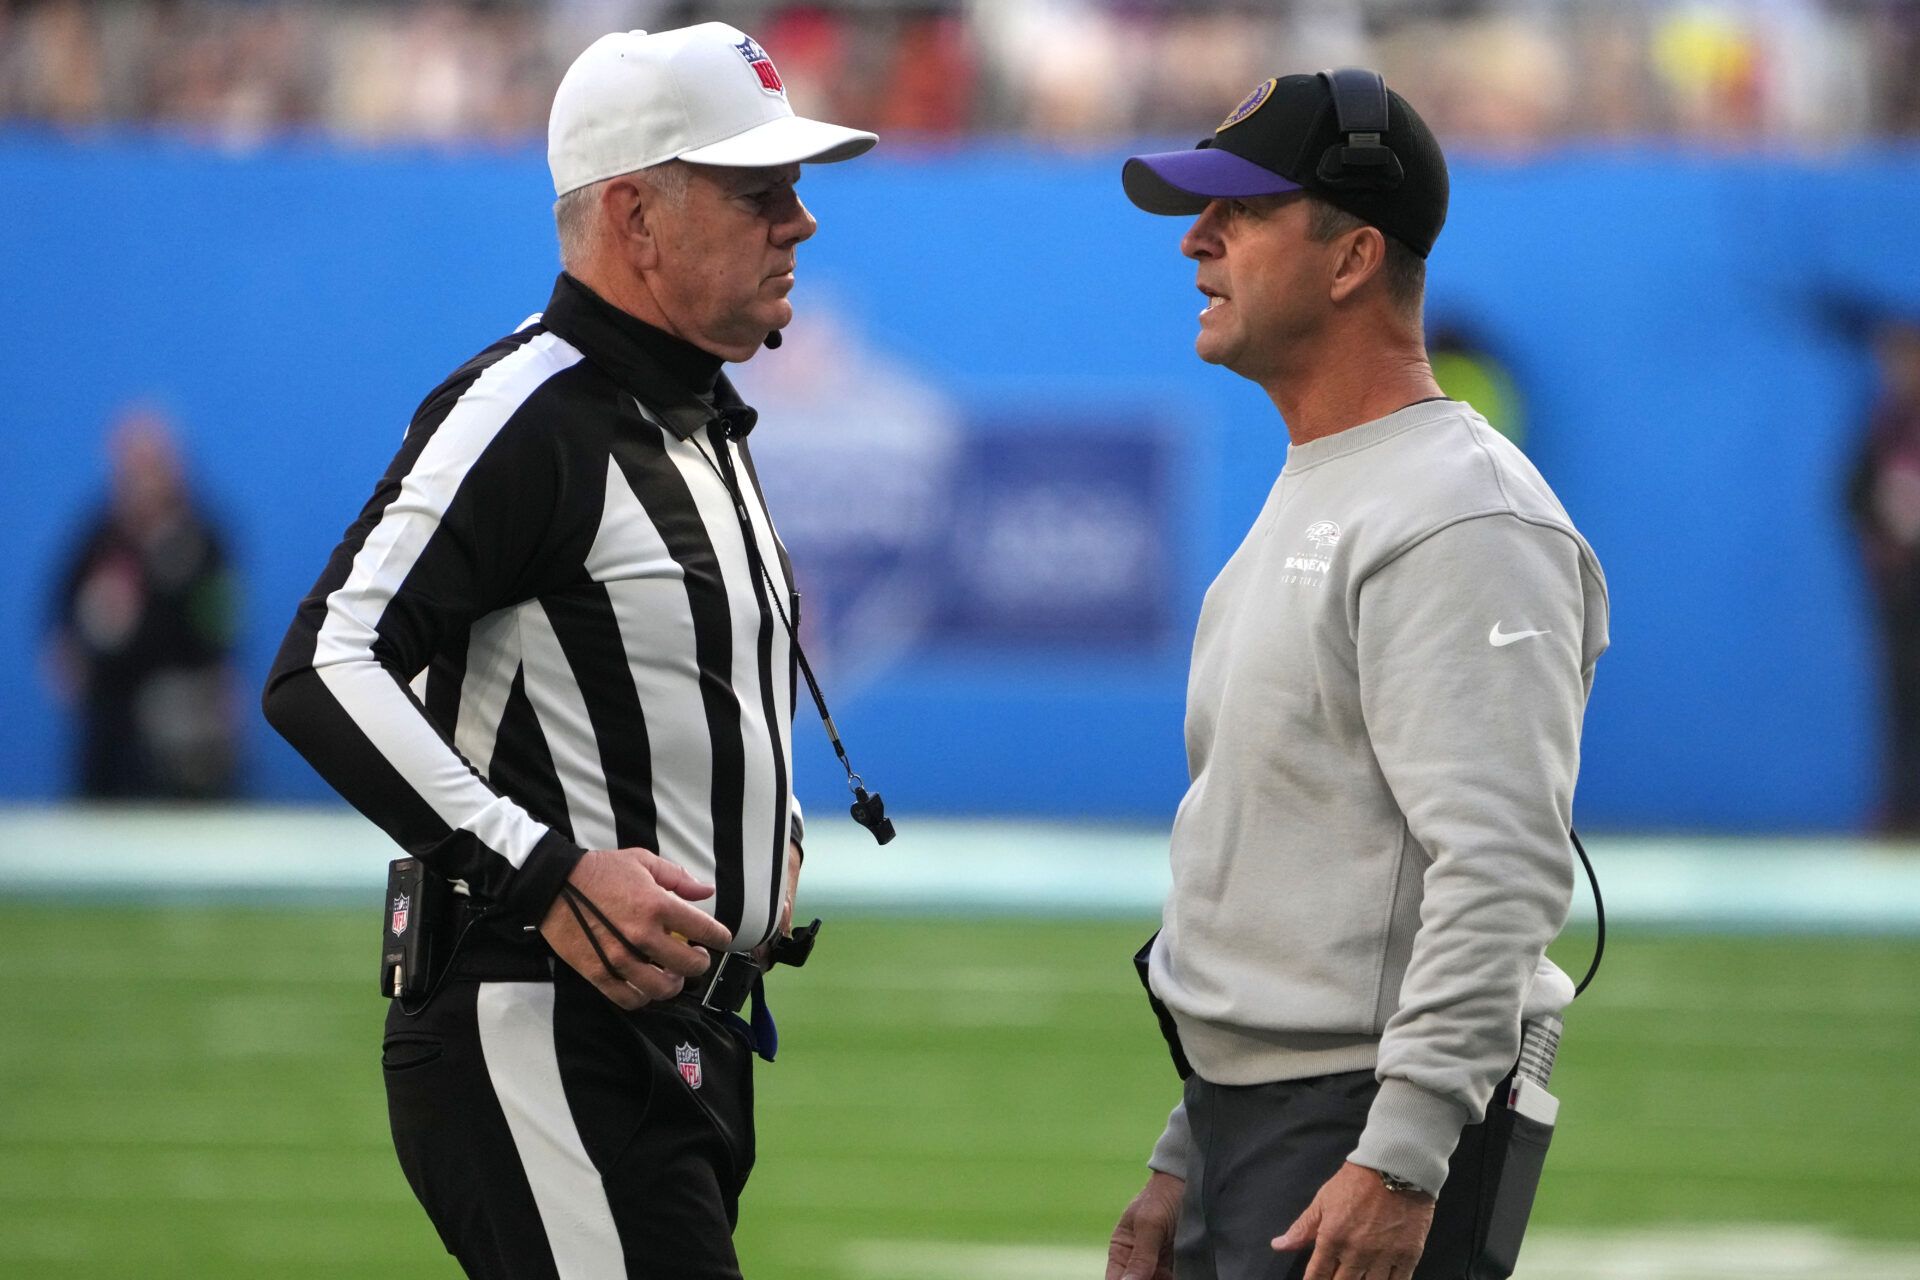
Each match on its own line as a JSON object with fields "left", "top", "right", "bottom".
{"left": 1315, "top": 66, "right": 1406, "bottom": 191}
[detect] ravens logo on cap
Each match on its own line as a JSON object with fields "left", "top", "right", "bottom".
{"left": 1217, "top": 77, "right": 1277, "bottom": 132}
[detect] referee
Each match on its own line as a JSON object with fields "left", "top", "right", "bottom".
{"left": 263, "top": 24, "right": 875, "bottom": 1278}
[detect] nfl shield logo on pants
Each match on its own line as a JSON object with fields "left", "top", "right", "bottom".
{"left": 676, "top": 1041, "right": 703, "bottom": 1090}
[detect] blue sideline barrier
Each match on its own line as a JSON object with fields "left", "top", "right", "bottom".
{"left": 3, "top": 807, "right": 1919, "bottom": 930}
{"left": 5, "top": 135, "right": 1919, "bottom": 828}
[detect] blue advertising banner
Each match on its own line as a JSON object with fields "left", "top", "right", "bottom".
{"left": 932, "top": 426, "right": 1173, "bottom": 649}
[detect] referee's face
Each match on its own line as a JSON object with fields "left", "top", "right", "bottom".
{"left": 650, "top": 162, "right": 817, "bottom": 362}
{"left": 1182, "top": 191, "right": 1324, "bottom": 382}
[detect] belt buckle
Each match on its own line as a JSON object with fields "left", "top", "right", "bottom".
{"left": 696, "top": 949, "right": 757, "bottom": 1014}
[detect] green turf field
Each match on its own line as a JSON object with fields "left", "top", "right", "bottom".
{"left": 1, "top": 905, "right": 1915, "bottom": 1278}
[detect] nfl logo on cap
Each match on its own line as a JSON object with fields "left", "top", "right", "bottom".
{"left": 545, "top": 23, "right": 875, "bottom": 199}
{"left": 735, "top": 35, "right": 784, "bottom": 96}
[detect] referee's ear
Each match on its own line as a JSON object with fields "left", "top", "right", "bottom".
{"left": 602, "top": 176, "right": 665, "bottom": 273}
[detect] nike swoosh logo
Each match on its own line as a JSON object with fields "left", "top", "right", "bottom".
{"left": 1489, "top": 622, "right": 1551, "bottom": 647}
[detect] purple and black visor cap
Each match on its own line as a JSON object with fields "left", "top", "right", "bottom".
{"left": 1122, "top": 142, "right": 1302, "bottom": 216}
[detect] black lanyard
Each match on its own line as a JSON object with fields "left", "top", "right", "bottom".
{"left": 690, "top": 421, "right": 894, "bottom": 845}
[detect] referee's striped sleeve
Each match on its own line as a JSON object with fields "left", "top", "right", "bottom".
{"left": 263, "top": 329, "right": 585, "bottom": 921}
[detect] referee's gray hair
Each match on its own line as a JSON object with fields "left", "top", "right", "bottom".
{"left": 554, "top": 160, "right": 691, "bottom": 268}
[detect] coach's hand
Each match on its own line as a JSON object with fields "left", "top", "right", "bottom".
{"left": 1272, "top": 1160, "right": 1434, "bottom": 1280}
{"left": 540, "top": 848, "right": 732, "bottom": 1010}
{"left": 1106, "top": 1170, "right": 1182, "bottom": 1280}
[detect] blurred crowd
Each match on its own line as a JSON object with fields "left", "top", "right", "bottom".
{"left": 3, "top": 0, "right": 1918, "bottom": 147}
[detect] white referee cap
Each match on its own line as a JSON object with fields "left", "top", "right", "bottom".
{"left": 548, "top": 23, "right": 878, "bottom": 197}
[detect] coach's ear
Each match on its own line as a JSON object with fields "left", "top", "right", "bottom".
{"left": 602, "top": 176, "right": 664, "bottom": 272}
{"left": 1328, "top": 223, "right": 1387, "bottom": 305}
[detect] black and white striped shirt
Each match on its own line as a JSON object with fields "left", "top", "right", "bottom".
{"left": 265, "top": 274, "right": 802, "bottom": 950}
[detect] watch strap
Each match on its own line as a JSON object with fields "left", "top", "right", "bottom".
{"left": 1376, "top": 1167, "right": 1426, "bottom": 1195}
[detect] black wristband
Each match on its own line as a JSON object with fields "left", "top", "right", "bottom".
{"left": 500, "top": 830, "right": 585, "bottom": 928}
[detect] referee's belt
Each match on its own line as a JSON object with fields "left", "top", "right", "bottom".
{"left": 445, "top": 920, "right": 763, "bottom": 1016}
{"left": 670, "top": 929, "right": 831, "bottom": 1014}
{"left": 674, "top": 948, "right": 759, "bottom": 1016}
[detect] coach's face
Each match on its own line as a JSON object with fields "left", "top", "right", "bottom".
{"left": 1181, "top": 192, "right": 1325, "bottom": 381}
{"left": 647, "top": 162, "right": 816, "bottom": 362}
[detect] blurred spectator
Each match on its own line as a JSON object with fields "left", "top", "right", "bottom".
{"left": 1850, "top": 322, "right": 1920, "bottom": 833}
{"left": 1651, "top": 3, "right": 1767, "bottom": 139}
{"left": 0, "top": 0, "right": 1913, "bottom": 145}
{"left": 1865, "top": 0, "right": 1920, "bottom": 134}
{"left": 0, "top": 0, "right": 104, "bottom": 122}
{"left": 44, "top": 405, "right": 241, "bottom": 800}
{"left": 1429, "top": 321, "right": 1526, "bottom": 448}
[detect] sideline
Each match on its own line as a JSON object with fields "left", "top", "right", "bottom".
{"left": 844, "top": 1227, "right": 1920, "bottom": 1280}
{"left": 2, "top": 805, "right": 1918, "bottom": 928}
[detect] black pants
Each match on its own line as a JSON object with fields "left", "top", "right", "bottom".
{"left": 1174, "top": 1070, "right": 1492, "bottom": 1280}
{"left": 382, "top": 966, "right": 755, "bottom": 1279}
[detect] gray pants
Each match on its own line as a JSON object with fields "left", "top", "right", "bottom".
{"left": 1172, "top": 1069, "right": 1394, "bottom": 1280}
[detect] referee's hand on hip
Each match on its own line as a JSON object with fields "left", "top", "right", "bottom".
{"left": 538, "top": 848, "right": 734, "bottom": 1010}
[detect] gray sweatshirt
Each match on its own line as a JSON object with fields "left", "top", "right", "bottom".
{"left": 1146, "top": 399, "right": 1608, "bottom": 1195}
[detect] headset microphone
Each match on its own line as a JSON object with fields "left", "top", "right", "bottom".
{"left": 764, "top": 329, "right": 783, "bottom": 350}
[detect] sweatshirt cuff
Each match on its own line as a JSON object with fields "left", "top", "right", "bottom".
{"left": 1350, "top": 1077, "right": 1475, "bottom": 1197}
{"left": 1147, "top": 1100, "right": 1194, "bottom": 1182}
{"left": 497, "top": 829, "right": 584, "bottom": 928}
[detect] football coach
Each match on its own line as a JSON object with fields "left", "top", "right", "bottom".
{"left": 1104, "top": 71, "right": 1609, "bottom": 1280}
{"left": 263, "top": 23, "right": 874, "bottom": 1279}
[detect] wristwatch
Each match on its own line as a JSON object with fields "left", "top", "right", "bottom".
{"left": 1376, "top": 1168, "right": 1426, "bottom": 1196}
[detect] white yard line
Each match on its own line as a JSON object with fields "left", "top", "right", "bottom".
{"left": 1519, "top": 1226, "right": 1920, "bottom": 1279}
{"left": 845, "top": 1227, "right": 1920, "bottom": 1280}
{"left": 844, "top": 1240, "right": 1103, "bottom": 1280}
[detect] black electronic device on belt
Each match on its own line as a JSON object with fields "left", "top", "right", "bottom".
{"left": 1420, "top": 833, "right": 1600, "bottom": 1277}
{"left": 771, "top": 917, "right": 821, "bottom": 968}
{"left": 1421, "top": 1017, "right": 1561, "bottom": 1278}
{"left": 381, "top": 857, "right": 450, "bottom": 999}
